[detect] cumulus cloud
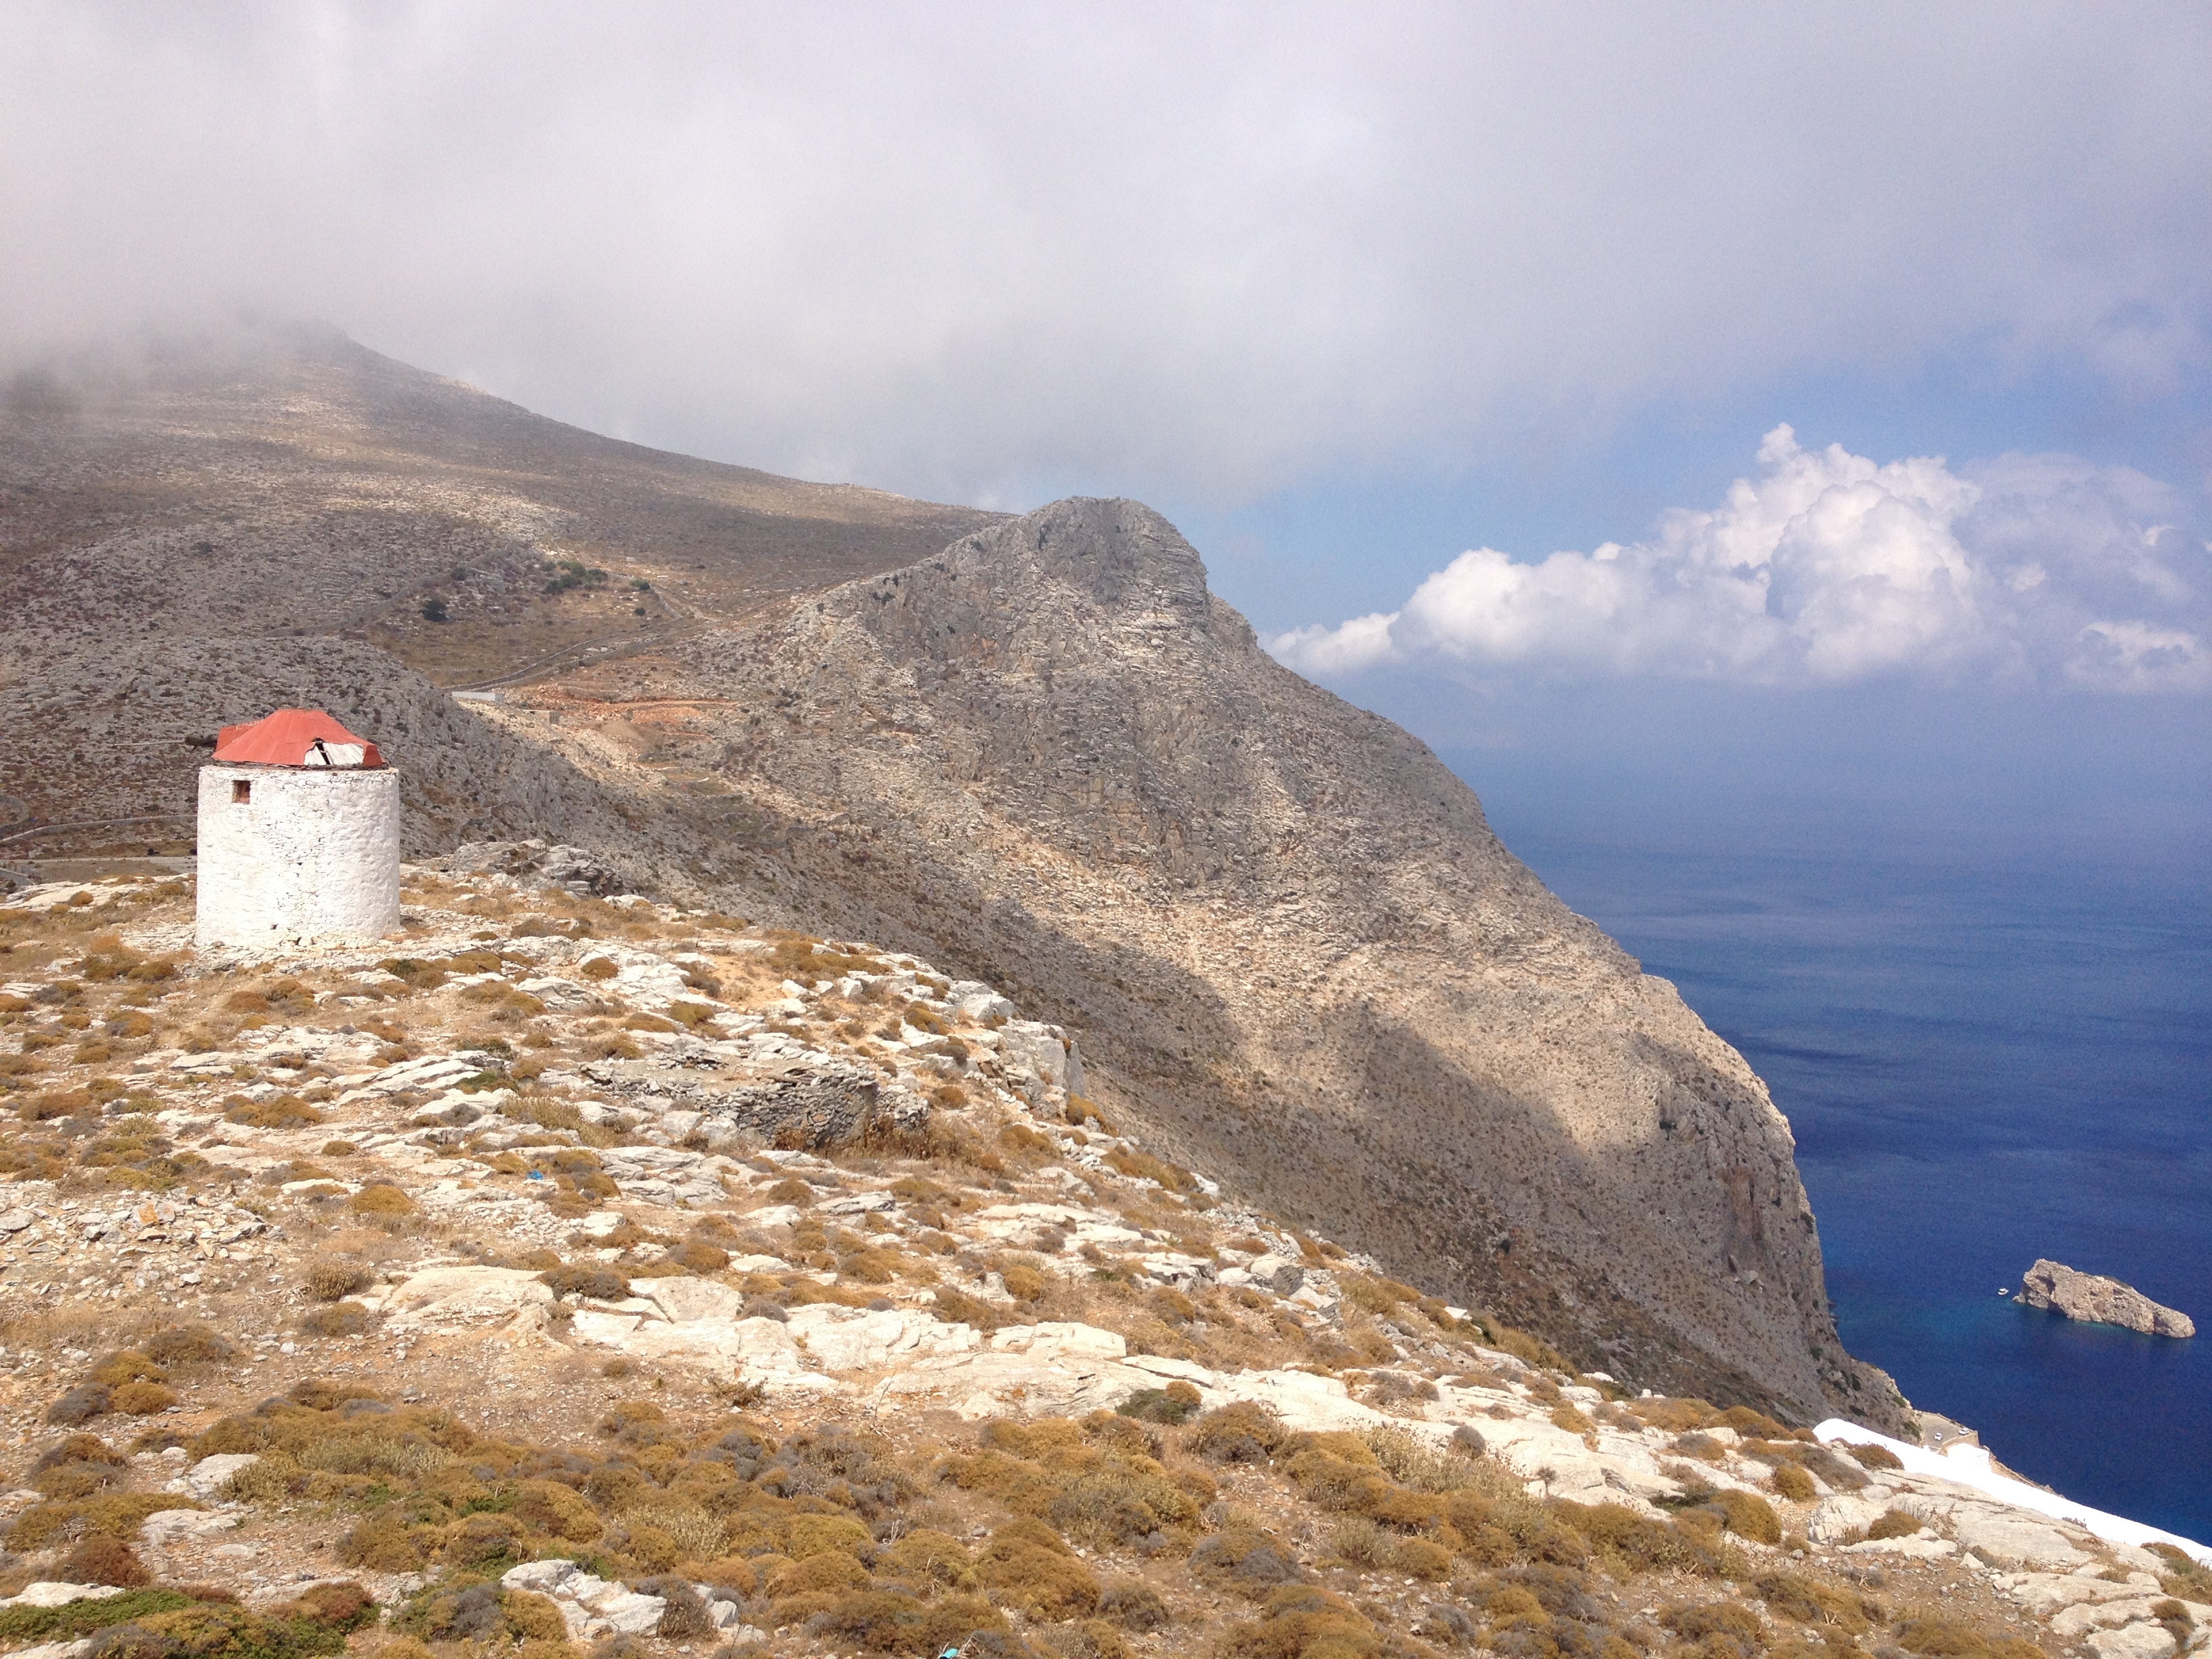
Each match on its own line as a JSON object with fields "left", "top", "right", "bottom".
{"left": 1266, "top": 428, "right": 2211, "bottom": 692}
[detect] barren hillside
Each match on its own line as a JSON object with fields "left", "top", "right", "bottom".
{"left": 4, "top": 328, "right": 1889, "bottom": 1423}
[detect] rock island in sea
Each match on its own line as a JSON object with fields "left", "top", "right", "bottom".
{"left": 2019, "top": 1259, "right": 2196, "bottom": 1338}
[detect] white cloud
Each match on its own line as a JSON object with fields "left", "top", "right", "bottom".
{"left": 1266, "top": 427, "right": 2211, "bottom": 691}
{"left": 0, "top": 3, "right": 2208, "bottom": 505}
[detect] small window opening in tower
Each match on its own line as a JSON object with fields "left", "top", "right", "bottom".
{"left": 232, "top": 779, "right": 251, "bottom": 804}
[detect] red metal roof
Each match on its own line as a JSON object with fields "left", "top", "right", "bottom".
{"left": 211, "top": 709, "right": 385, "bottom": 769}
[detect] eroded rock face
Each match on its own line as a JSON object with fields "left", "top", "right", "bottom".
{"left": 445, "top": 840, "right": 626, "bottom": 896}
{"left": 2019, "top": 1260, "right": 2195, "bottom": 1338}
{"left": 0, "top": 337, "right": 1904, "bottom": 1425}
{"left": 663, "top": 498, "right": 1896, "bottom": 1426}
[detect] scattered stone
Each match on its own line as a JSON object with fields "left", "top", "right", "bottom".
{"left": 447, "top": 840, "right": 626, "bottom": 896}
{"left": 499, "top": 1559, "right": 667, "bottom": 1637}
{"left": 140, "top": 1509, "right": 243, "bottom": 1545}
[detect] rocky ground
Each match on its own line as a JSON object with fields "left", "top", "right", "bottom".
{"left": 1, "top": 328, "right": 1904, "bottom": 1427}
{"left": 0, "top": 863, "right": 2203, "bottom": 1659}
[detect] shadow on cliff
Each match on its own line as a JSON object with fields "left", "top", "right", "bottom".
{"left": 741, "top": 808, "right": 1830, "bottom": 1420}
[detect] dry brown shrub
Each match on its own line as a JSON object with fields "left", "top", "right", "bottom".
{"left": 1361, "top": 1424, "right": 1509, "bottom": 1496}
{"left": 20, "top": 1090, "right": 91, "bottom": 1122}
{"left": 1186, "top": 1401, "right": 1288, "bottom": 1464}
{"left": 2148, "top": 1543, "right": 2212, "bottom": 1601}
{"left": 1845, "top": 1442, "right": 1904, "bottom": 1471}
{"left": 804, "top": 1590, "right": 1005, "bottom": 1655}
{"left": 931, "top": 1287, "right": 1012, "bottom": 1331}
{"left": 1770, "top": 1464, "right": 1817, "bottom": 1502}
{"left": 1097, "top": 1583, "right": 1170, "bottom": 1632}
{"left": 7, "top": 1491, "right": 186, "bottom": 1549}
{"left": 1214, "top": 1585, "right": 1380, "bottom": 1659}
{"left": 500, "top": 1592, "right": 570, "bottom": 1643}
{"left": 1893, "top": 1619, "right": 2005, "bottom": 1658}
{"left": 1866, "top": 1509, "right": 1922, "bottom": 1540}
{"left": 1661, "top": 1600, "right": 1765, "bottom": 1657}
{"left": 224, "top": 1096, "right": 324, "bottom": 1128}
{"left": 672, "top": 1238, "right": 729, "bottom": 1273}
{"left": 143, "top": 1324, "right": 234, "bottom": 1367}
{"left": 1754, "top": 1574, "right": 1876, "bottom": 1633}
{"left": 349, "top": 1183, "right": 414, "bottom": 1215}
{"left": 300, "top": 1302, "right": 374, "bottom": 1338}
{"left": 1049, "top": 1462, "right": 1202, "bottom": 1549}
{"left": 45, "top": 1382, "right": 113, "bottom": 1425}
{"left": 337, "top": 1515, "right": 426, "bottom": 1572}
{"left": 110, "top": 1381, "right": 177, "bottom": 1415}
{"left": 766, "top": 1549, "right": 871, "bottom": 1597}
{"left": 880, "top": 1528, "right": 977, "bottom": 1590}
{"left": 58, "top": 1534, "right": 150, "bottom": 1587}
{"left": 1102, "top": 1146, "right": 1196, "bottom": 1193}
{"left": 89, "top": 1351, "right": 166, "bottom": 1386}
{"left": 305, "top": 1258, "right": 375, "bottom": 1300}
{"left": 1553, "top": 1499, "right": 1720, "bottom": 1576}
{"left": 979, "top": 1519, "right": 1100, "bottom": 1620}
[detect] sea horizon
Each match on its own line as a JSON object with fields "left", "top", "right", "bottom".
{"left": 1463, "top": 753, "right": 2212, "bottom": 1545}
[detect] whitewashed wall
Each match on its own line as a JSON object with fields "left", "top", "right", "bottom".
{"left": 194, "top": 764, "right": 401, "bottom": 952}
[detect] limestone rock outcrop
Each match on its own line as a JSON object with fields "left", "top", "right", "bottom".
{"left": 658, "top": 497, "right": 1898, "bottom": 1425}
{"left": 2019, "top": 1260, "right": 2195, "bottom": 1338}
{"left": 0, "top": 331, "right": 1902, "bottom": 1425}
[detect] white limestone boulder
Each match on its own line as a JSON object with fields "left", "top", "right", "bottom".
{"left": 382, "top": 1265, "right": 555, "bottom": 1330}
{"left": 167, "top": 1452, "right": 260, "bottom": 1500}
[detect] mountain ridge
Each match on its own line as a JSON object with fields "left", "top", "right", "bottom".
{"left": 1, "top": 327, "right": 1898, "bottom": 1427}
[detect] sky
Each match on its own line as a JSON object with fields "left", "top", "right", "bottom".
{"left": 5, "top": 1, "right": 2209, "bottom": 851}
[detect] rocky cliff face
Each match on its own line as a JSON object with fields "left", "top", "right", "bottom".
{"left": 1, "top": 333, "right": 1903, "bottom": 1425}
{"left": 599, "top": 499, "right": 1902, "bottom": 1426}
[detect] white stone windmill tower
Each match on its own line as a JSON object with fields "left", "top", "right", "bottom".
{"left": 194, "top": 708, "right": 402, "bottom": 953}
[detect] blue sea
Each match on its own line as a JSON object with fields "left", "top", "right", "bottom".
{"left": 1463, "top": 770, "right": 2212, "bottom": 1544}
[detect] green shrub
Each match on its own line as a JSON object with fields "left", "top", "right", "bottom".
{"left": 0, "top": 1591, "right": 195, "bottom": 1643}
